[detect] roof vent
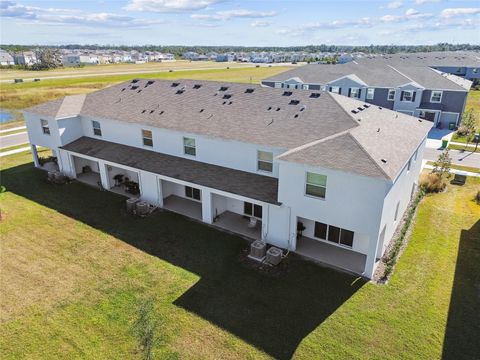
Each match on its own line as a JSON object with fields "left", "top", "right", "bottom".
{"left": 310, "top": 93, "right": 321, "bottom": 98}
{"left": 141, "top": 109, "right": 146, "bottom": 113}
{"left": 131, "top": 85, "right": 139, "bottom": 90}
{"left": 193, "top": 84, "right": 202, "bottom": 89}
{"left": 378, "top": 106, "right": 383, "bottom": 110}
{"left": 276, "top": 107, "right": 281, "bottom": 111}
{"left": 289, "top": 100, "right": 300, "bottom": 105}
{"left": 121, "top": 88, "right": 126, "bottom": 92}
{"left": 176, "top": 89, "right": 185, "bottom": 94}
{"left": 377, "top": 128, "right": 381, "bottom": 132}
{"left": 282, "top": 91, "right": 293, "bottom": 96}
{"left": 150, "top": 110, "right": 154, "bottom": 114}
{"left": 222, "top": 101, "right": 227, "bottom": 105}
{"left": 351, "top": 109, "right": 358, "bottom": 114}
{"left": 294, "top": 114, "right": 299, "bottom": 118}
{"left": 171, "top": 82, "right": 180, "bottom": 87}
{"left": 146, "top": 80, "right": 155, "bottom": 86}
{"left": 223, "top": 94, "right": 232, "bottom": 99}
{"left": 137, "top": 89, "right": 142, "bottom": 93}
{"left": 159, "top": 111, "right": 164, "bottom": 115}
{"left": 381, "top": 159, "right": 387, "bottom": 164}
{"left": 267, "top": 106, "right": 272, "bottom": 111}
{"left": 200, "top": 108, "right": 204, "bottom": 113}
{"left": 357, "top": 107, "right": 364, "bottom": 111}
{"left": 245, "top": 88, "right": 255, "bottom": 93}
{"left": 363, "top": 104, "right": 370, "bottom": 108}
{"left": 219, "top": 86, "right": 229, "bottom": 91}
{"left": 418, "top": 119, "right": 423, "bottom": 122}
{"left": 300, "top": 106, "right": 306, "bottom": 111}
{"left": 132, "top": 79, "right": 140, "bottom": 83}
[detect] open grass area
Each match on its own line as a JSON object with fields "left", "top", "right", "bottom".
{"left": 452, "top": 90, "right": 480, "bottom": 144}
{"left": 1, "top": 152, "right": 479, "bottom": 359}
{"left": 0, "top": 142, "right": 29, "bottom": 153}
{"left": 426, "top": 161, "right": 480, "bottom": 174}
{"left": 0, "top": 66, "right": 292, "bottom": 110}
{"left": 448, "top": 143, "right": 480, "bottom": 153}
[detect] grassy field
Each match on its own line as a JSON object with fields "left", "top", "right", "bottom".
{"left": 0, "top": 60, "right": 266, "bottom": 81}
{"left": 1, "top": 152, "right": 479, "bottom": 359}
{"left": 0, "top": 66, "right": 292, "bottom": 111}
{"left": 452, "top": 90, "right": 480, "bottom": 143}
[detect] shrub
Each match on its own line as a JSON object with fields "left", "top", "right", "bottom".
{"left": 476, "top": 190, "right": 480, "bottom": 204}
{"left": 456, "top": 126, "right": 469, "bottom": 137}
{"left": 420, "top": 173, "right": 446, "bottom": 193}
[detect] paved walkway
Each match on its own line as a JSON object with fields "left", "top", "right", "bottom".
{"left": 0, "top": 131, "right": 29, "bottom": 148}
{"left": 423, "top": 148, "right": 480, "bottom": 168}
{"left": 0, "top": 126, "right": 26, "bottom": 134}
{"left": 0, "top": 146, "right": 31, "bottom": 157}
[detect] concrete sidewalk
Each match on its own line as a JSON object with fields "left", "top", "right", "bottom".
{"left": 423, "top": 148, "right": 480, "bottom": 168}
{"left": 0, "top": 131, "right": 29, "bottom": 148}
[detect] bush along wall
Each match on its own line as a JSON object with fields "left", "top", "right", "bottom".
{"left": 380, "top": 189, "right": 426, "bottom": 282}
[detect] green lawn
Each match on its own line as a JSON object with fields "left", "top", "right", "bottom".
{"left": 0, "top": 66, "right": 292, "bottom": 110}
{"left": 426, "top": 161, "right": 480, "bottom": 174}
{"left": 452, "top": 90, "right": 480, "bottom": 144}
{"left": 0, "top": 143, "right": 30, "bottom": 153}
{"left": 1, "top": 152, "right": 479, "bottom": 359}
{"left": 448, "top": 143, "right": 480, "bottom": 153}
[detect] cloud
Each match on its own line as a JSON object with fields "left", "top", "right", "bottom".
{"left": 380, "top": 8, "right": 430, "bottom": 22}
{"left": 125, "top": 0, "right": 224, "bottom": 13}
{"left": 440, "top": 8, "right": 480, "bottom": 18}
{"left": 415, "top": 0, "right": 441, "bottom": 4}
{"left": 251, "top": 20, "right": 271, "bottom": 27}
{"left": 387, "top": 1, "right": 403, "bottom": 9}
{"left": 191, "top": 9, "right": 277, "bottom": 21}
{"left": 0, "top": 1, "right": 165, "bottom": 28}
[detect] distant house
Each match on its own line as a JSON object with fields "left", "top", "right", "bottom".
{"left": 216, "top": 54, "right": 235, "bottom": 62}
{"left": 62, "top": 54, "right": 99, "bottom": 66}
{"left": 0, "top": 50, "right": 15, "bottom": 66}
{"left": 14, "top": 51, "right": 37, "bottom": 66}
{"left": 23, "top": 79, "right": 431, "bottom": 278}
{"left": 336, "top": 54, "right": 354, "bottom": 64}
{"left": 262, "top": 62, "right": 472, "bottom": 129}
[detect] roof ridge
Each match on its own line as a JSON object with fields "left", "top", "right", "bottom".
{"left": 347, "top": 132, "right": 390, "bottom": 180}
{"left": 387, "top": 64, "right": 415, "bottom": 84}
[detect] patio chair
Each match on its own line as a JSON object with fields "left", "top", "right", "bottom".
{"left": 247, "top": 217, "right": 257, "bottom": 228}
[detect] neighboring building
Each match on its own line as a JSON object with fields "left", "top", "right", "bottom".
{"left": 14, "top": 51, "right": 37, "bottom": 66}
{"left": 0, "top": 50, "right": 15, "bottom": 66}
{"left": 62, "top": 54, "right": 99, "bottom": 66}
{"left": 262, "top": 63, "right": 472, "bottom": 129}
{"left": 357, "top": 52, "right": 480, "bottom": 82}
{"left": 216, "top": 54, "right": 235, "bottom": 62}
{"left": 23, "top": 79, "right": 431, "bottom": 279}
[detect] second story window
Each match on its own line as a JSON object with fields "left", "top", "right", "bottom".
{"left": 366, "top": 88, "right": 375, "bottom": 100}
{"left": 183, "top": 137, "right": 196, "bottom": 156}
{"left": 92, "top": 120, "right": 102, "bottom": 136}
{"left": 430, "top": 91, "right": 442, "bottom": 103}
{"left": 387, "top": 89, "right": 396, "bottom": 101}
{"left": 400, "top": 90, "right": 415, "bottom": 102}
{"left": 40, "top": 119, "right": 50, "bottom": 135}
{"left": 257, "top": 150, "right": 273, "bottom": 172}
{"left": 330, "top": 86, "right": 341, "bottom": 94}
{"left": 349, "top": 87, "right": 360, "bottom": 98}
{"left": 142, "top": 129, "right": 153, "bottom": 147}
{"left": 305, "top": 172, "right": 327, "bottom": 199}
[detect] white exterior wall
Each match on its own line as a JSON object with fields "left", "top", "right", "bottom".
{"left": 377, "top": 137, "right": 427, "bottom": 257}
{"left": 81, "top": 115, "right": 285, "bottom": 178}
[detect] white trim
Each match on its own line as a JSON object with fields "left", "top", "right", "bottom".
{"left": 387, "top": 89, "right": 396, "bottom": 101}
{"left": 440, "top": 112, "right": 460, "bottom": 126}
{"left": 397, "top": 110, "right": 414, "bottom": 115}
{"left": 430, "top": 90, "right": 443, "bottom": 103}
{"left": 400, "top": 90, "right": 414, "bottom": 102}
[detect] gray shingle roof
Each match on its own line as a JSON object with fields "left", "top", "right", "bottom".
{"left": 263, "top": 62, "right": 469, "bottom": 90}
{"left": 26, "top": 79, "right": 432, "bottom": 181}
{"left": 61, "top": 136, "right": 279, "bottom": 204}
{"left": 357, "top": 51, "right": 480, "bottom": 68}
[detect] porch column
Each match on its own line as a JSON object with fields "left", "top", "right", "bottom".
{"left": 201, "top": 189, "right": 213, "bottom": 224}
{"left": 364, "top": 232, "right": 380, "bottom": 279}
{"left": 157, "top": 179, "right": 164, "bottom": 207}
{"left": 99, "top": 162, "right": 110, "bottom": 190}
{"left": 30, "top": 144, "right": 40, "bottom": 168}
{"left": 261, "top": 204, "right": 269, "bottom": 241}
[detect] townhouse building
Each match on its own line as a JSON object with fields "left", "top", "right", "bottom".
{"left": 24, "top": 79, "right": 431, "bottom": 279}
{"left": 262, "top": 62, "right": 472, "bottom": 129}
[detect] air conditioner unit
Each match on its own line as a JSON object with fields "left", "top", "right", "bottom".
{"left": 266, "top": 246, "right": 283, "bottom": 266}
{"left": 135, "top": 201, "right": 149, "bottom": 216}
{"left": 126, "top": 198, "right": 139, "bottom": 214}
{"left": 248, "top": 240, "right": 266, "bottom": 261}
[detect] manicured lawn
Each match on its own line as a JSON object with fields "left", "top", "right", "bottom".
{"left": 0, "top": 143, "right": 30, "bottom": 153}
{"left": 0, "top": 66, "right": 292, "bottom": 110}
{"left": 451, "top": 90, "right": 480, "bottom": 144}
{"left": 1, "top": 152, "right": 479, "bottom": 359}
{"left": 426, "top": 161, "right": 480, "bottom": 174}
{"left": 448, "top": 143, "right": 480, "bottom": 153}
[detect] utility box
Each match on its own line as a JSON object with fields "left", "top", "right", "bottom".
{"left": 249, "top": 240, "right": 266, "bottom": 261}
{"left": 135, "top": 201, "right": 149, "bottom": 216}
{"left": 266, "top": 247, "right": 283, "bottom": 266}
{"left": 126, "top": 198, "right": 139, "bottom": 214}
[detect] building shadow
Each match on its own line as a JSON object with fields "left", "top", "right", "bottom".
{"left": 1, "top": 164, "right": 365, "bottom": 359}
{"left": 442, "top": 219, "right": 480, "bottom": 360}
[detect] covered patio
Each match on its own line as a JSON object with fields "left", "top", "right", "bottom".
{"left": 163, "top": 194, "right": 202, "bottom": 221}
{"left": 296, "top": 236, "right": 366, "bottom": 275}
{"left": 213, "top": 211, "right": 262, "bottom": 240}
{"left": 72, "top": 155, "right": 101, "bottom": 187}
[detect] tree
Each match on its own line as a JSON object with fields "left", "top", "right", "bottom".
{"left": 458, "top": 109, "right": 477, "bottom": 144}
{"left": 432, "top": 148, "right": 452, "bottom": 181}
{"left": 31, "top": 48, "right": 62, "bottom": 70}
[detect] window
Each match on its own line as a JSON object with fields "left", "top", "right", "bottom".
{"left": 244, "top": 202, "right": 262, "bottom": 219}
{"left": 321, "top": 85, "right": 327, "bottom": 91}
{"left": 349, "top": 87, "right": 360, "bottom": 98}
{"left": 142, "top": 129, "right": 153, "bottom": 147}
{"left": 185, "top": 186, "right": 201, "bottom": 201}
{"left": 40, "top": 119, "right": 50, "bottom": 135}
{"left": 340, "top": 229, "right": 354, "bottom": 247}
{"left": 401, "top": 90, "right": 415, "bottom": 102}
{"left": 328, "top": 226, "right": 341, "bottom": 243}
{"left": 274, "top": 82, "right": 282, "bottom": 88}
{"left": 183, "top": 137, "right": 196, "bottom": 156}
{"left": 430, "top": 91, "right": 442, "bottom": 103}
{"left": 314, "top": 222, "right": 328, "bottom": 240}
{"left": 257, "top": 150, "right": 273, "bottom": 172}
{"left": 394, "top": 201, "right": 400, "bottom": 222}
{"left": 92, "top": 120, "right": 102, "bottom": 136}
{"left": 366, "top": 88, "right": 375, "bottom": 100}
{"left": 305, "top": 172, "right": 327, "bottom": 199}
{"left": 387, "top": 89, "right": 396, "bottom": 101}
{"left": 407, "top": 158, "right": 411, "bottom": 172}
{"left": 330, "top": 86, "right": 340, "bottom": 94}
{"left": 302, "top": 84, "right": 309, "bottom": 90}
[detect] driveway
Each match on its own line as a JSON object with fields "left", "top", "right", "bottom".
{"left": 0, "top": 132, "right": 29, "bottom": 148}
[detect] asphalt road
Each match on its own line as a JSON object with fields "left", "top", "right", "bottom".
{"left": 423, "top": 147, "right": 480, "bottom": 168}
{"left": 0, "top": 132, "right": 29, "bottom": 148}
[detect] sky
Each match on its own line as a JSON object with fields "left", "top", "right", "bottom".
{"left": 0, "top": 0, "right": 479, "bottom": 46}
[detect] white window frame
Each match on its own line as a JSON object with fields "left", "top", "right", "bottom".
{"left": 401, "top": 90, "right": 414, "bottom": 102}
{"left": 302, "top": 84, "right": 309, "bottom": 90}
{"left": 183, "top": 137, "right": 196, "bottom": 156}
{"left": 257, "top": 150, "right": 273, "bottom": 173}
{"left": 349, "top": 87, "right": 360, "bottom": 98}
{"left": 387, "top": 89, "right": 396, "bottom": 101}
{"left": 142, "top": 129, "right": 153, "bottom": 147}
{"left": 184, "top": 186, "right": 201, "bottom": 201}
{"left": 274, "top": 82, "right": 282, "bottom": 89}
{"left": 40, "top": 119, "right": 50, "bottom": 135}
{"left": 305, "top": 172, "right": 327, "bottom": 200}
{"left": 92, "top": 120, "right": 102, "bottom": 137}
{"left": 366, "top": 88, "right": 375, "bottom": 100}
{"left": 430, "top": 90, "right": 443, "bottom": 103}
{"left": 320, "top": 85, "right": 327, "bottom": 91}
{"left": 330, "top": 86, "right": 340, "bottom": 94}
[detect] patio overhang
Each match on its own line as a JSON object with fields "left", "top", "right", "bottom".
{"left": 61, "top": 137, "right": 279, "bottom": 205}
